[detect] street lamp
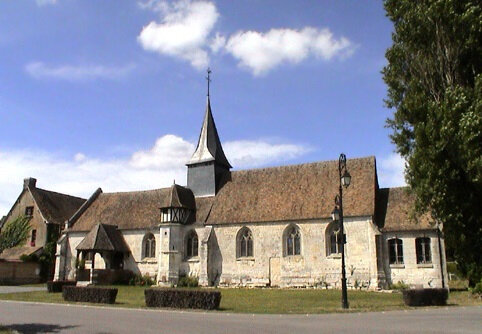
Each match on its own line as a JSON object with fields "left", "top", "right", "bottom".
{"left": 332, "top": 153, "right": 351, "bottom": 309}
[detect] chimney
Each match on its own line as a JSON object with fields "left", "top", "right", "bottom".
{"left": 23, "top": 177, "right": 37, "bottom": 190}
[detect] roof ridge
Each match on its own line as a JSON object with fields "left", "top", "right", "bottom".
{"left": 101, "top": 187, "right": 171, "bottom": 195}
{"left": 230, "top": 156, "right": 375, "bottom": 174}
{"left": 34, "top": 187, "right": 86, "bottom": 201}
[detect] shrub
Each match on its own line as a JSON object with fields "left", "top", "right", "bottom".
{"left": 402, "top": 288, "right": 448, "bottom": 306}
{"left": 145, "top": 288, "right": 221, "bottom": 310}
{"left": 62, "top": 286, "right": 118, "bottom": 304}
{"left": 390, "top": 280, "right": 409, "bottom": 290}
{"left": 129, "top": 274, "right": 155, "bottom": 286}
{"left": 177, "top": 275, "right": 199, "bottom": 288}
{"left": 470, "top": 280, "right": 482, "bottom": 296}
{"left": 47, "top": 280, "right": 76, "bottom": 293}
{"left": 19, "top": 253, "right": 39, "bottom": 262}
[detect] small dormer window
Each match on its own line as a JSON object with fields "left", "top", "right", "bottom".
{"left": 25, "top": 206, "right": 34, "bottom": 217}
{"left": 161, "top": 208, "right": 172, "bottom": 223}
{"left": 160, "top": 207, "right": 190, "bottom": 223}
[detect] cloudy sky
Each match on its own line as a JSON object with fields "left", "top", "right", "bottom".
{"left": 0, "top": 0, "right": 405, "bottom": 216}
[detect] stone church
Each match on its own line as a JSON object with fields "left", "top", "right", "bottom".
{"left": 54, "top": 94, "right": 447, "bottom": 290}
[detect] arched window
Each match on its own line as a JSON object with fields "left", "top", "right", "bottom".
{"left": 143, "top": 233, "right": 156, "bottom": 258}
{"left": 186, "top": 230, "right": 198, "bottom": 258}
{"left": 388, "top": 238, "right": 403, "bottom": 264}
{"left": 284, "top": 225, "right": 301, "bottom": 256}
{"left": 416, "top": 237, "right": 432, "bottom": 264}
{"left": 326, "top": 222, "right": 345, "bottom": 256}
{"left": 237, "top": 227, "right": 253, "bottom": 258}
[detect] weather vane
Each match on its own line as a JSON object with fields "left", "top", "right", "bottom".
{"left": 206, "top": 67, "right": 212, "bottom": 97}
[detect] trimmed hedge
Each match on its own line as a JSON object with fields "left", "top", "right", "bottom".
{"left": 145, "top": 288, "right": 221, "bottom": 310}
{"left": 47, "top": 280, "right": 77, "bottom": 293}
{"left": 402, "top": 288, "right": 448, "bottom": 306}
{"left": 62, "top": 286, "right": 118, "bottom": 304}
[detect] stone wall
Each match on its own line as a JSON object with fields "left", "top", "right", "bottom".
{"left": 0, "top": 261, "right": 42, "bottom": 285}
{"left": 207, "top": 217, "right": 380, "bottom": 289}
{"left": 381, "top": 230, "right": 447, "bottom": 288}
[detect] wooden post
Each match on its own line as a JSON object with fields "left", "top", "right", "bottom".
{"left": 90, "top": 252, "right": 95, "bottom": 284}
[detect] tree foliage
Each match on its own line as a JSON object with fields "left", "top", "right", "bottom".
{"left": 383, "top": 0, "right": 481, "bottom": 285}
{"left": 0, "top": 215, "right": 31, "bottom": 253}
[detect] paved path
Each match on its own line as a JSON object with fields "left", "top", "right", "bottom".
{"left": 0, "top": 286, "right": 46, "bottom": 294}
{"left": 0, "top": 301, "right": 480, "bottom": 334}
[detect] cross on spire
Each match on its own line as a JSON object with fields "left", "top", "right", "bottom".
{"left": 206, "top": 67, "right": 212, "bottom": 97}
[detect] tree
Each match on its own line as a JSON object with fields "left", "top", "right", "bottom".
{"left": 383, "top": 0, "right": 481, "bottom": 285}
{"left": 0, "top": 215, "right": 31, "bottom": 253}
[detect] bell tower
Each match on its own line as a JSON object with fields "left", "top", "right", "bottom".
{"left": 186, "top": 69, "right": 232, "bottom": 197}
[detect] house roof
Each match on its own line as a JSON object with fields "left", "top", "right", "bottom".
{"left": 0, "top": 246, "right": 43, "bottom": 262}
{"left": 76, "top": 223, "right": 130, "bottom": 252}
{"left": 206, "top": 156, "right": 377, "bottom": 224}
{"left": 30, "top": 187, "right": 86, "bottom": 225}
{"left": 186, "top": 97, "right": 232, "bottom": 168}
{"left": 70, "top": 156, "right": 377, "bottom": 231}
{"left": 376, "top": 187, "right": 434, "bottom": 231}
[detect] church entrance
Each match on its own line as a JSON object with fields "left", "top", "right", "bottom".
{"left": 269, "top": 257, "right": 281, "bottom": 287}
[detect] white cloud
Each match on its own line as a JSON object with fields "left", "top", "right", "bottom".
{"left": 210, "top": 33, "right": 226, "bottom": 53}
{"left": 0, "top": 135, "right": 309, "bottom": 215}
{"left": 225, "top": 27, "right": 354, "bottom": 76}
{"left": 224, "top": 140, "right": 309, "bottom": 168}
{"left": 36, "top": 0, "right": 58, "bottom": 6}
{"left": 138, "top": 0, "right": 219, "bottom": 69}
{"left": 25, "top": 62, "right": 136, "bottom": 81}
{"left": 378, "top": 153, "right": 407, "bottom": 188}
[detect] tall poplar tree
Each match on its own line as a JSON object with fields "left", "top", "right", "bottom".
{"left": 383, "top": 0, "right": 481, "bottom": 285}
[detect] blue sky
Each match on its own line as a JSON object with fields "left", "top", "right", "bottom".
{"left": 0, "top": 0, "right": 405, "bottom": 215}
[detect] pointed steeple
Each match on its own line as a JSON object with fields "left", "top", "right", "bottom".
{"left": 187, "top": 96, "right": 232, "bottom": 168}
{"left": 186, "top": 69, "right": 232, "bottom": 197}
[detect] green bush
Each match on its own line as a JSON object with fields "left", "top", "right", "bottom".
{"left": 177, "top": 275, "right": 198, "bottom": 288}
{"left": 402, "top": 288, "right": 448, "bottom": 306}
{"left": 145, "top": 288, "right": 221, "bottom": 310}
{"left": 389, "top": 281, "right": 409, "bottom": 290}
{"left": 129, "top": 274, "right": 155, "bottom": 286}
{"left": 470, "top": 280, "right": 482, "bottom": 296}
{"left": 47, "top": 280, "right": 76, "bottom": 293}
{"left": 63, "top": 286, "right": 118, "bottom": 304}
{"left": 19, "top": 253, "right": 39, "bottom": 262}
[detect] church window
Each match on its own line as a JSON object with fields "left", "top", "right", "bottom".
{"left": 186, "top": 230, "right": 198, "bottom": 258}
{"left": 237, "top": 227, "right": 253, "bottom": 258}
{"left": 284, "top": 225, "right": 301, "bottom": 256}
{"left": 143, "top": 233, "right": 156, "bottom": 258}
{"left": 388, "top": 238, "right": 404, "bottom": 264}
{"left": 326, "top": 222, "right": 346, "bottom": 256}
{"left": 416, "top": 237, "right": 432, "bottom": 264}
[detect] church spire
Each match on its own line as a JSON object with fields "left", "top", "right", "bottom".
{"left": 187, "top": 69, "right": 232, "bottom": 169}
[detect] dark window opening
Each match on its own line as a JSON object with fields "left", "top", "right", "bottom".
{"left": 416, "top": 237, "right": 432, "bottom": 264}
{"left": 388, "top": 238, "right": 404, "bottom": 264}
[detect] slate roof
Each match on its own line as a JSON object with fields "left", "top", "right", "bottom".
{"left": 30, "top": 187, "right": 86, "bottom": 225}
{"left": 70, "top": 156, "right": 377, "bottom": 231}
{"left": 187, "top": 97, "right": 232, "bottom": 168}
{"left": 76, "top": 223, "right": 130, "bottom": 252}
{"left": 376, "top": 187, "right": 434, "bottom": 231}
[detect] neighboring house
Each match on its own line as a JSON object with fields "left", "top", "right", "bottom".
{"left": 0, "top": 178, "right": 86, "bottom": 283}
{"left": 55, "top": 96, "right": 448, "bottom": 289}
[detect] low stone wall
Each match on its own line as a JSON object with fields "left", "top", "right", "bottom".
{"left": 0, "top": 261, "right": 42, "bottom": 285}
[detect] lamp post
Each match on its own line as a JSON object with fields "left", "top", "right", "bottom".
{"left": 331, "top": 153, "right": 351, "bottom": 309}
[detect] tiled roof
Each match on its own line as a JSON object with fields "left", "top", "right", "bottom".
{"left": 206, "top": 157, "right": 377, "bottom": 224}
{"left": 376, "top": 187, "right": 434, "bottom": 231}
{"left": 30, "top": 187, "right": 86, "bottom": 225}
{"left": 0, "top": 246, "right": 43, "bottom": 261}
{"left": 70, "top": 156, "right": 377, "bottom": 231}
{"left": 76, "top": 224, "right": 130, "bottom": 252}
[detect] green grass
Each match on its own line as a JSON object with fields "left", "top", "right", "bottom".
{"left": 0, "top": 325, "right": 15, "bottom": 334}
{"left": 0, "top": 285, "right": 480, "bottom": 314}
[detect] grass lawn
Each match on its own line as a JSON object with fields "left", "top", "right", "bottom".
{"left": 0, "top": 285, "right": 480, "bottom": 314}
